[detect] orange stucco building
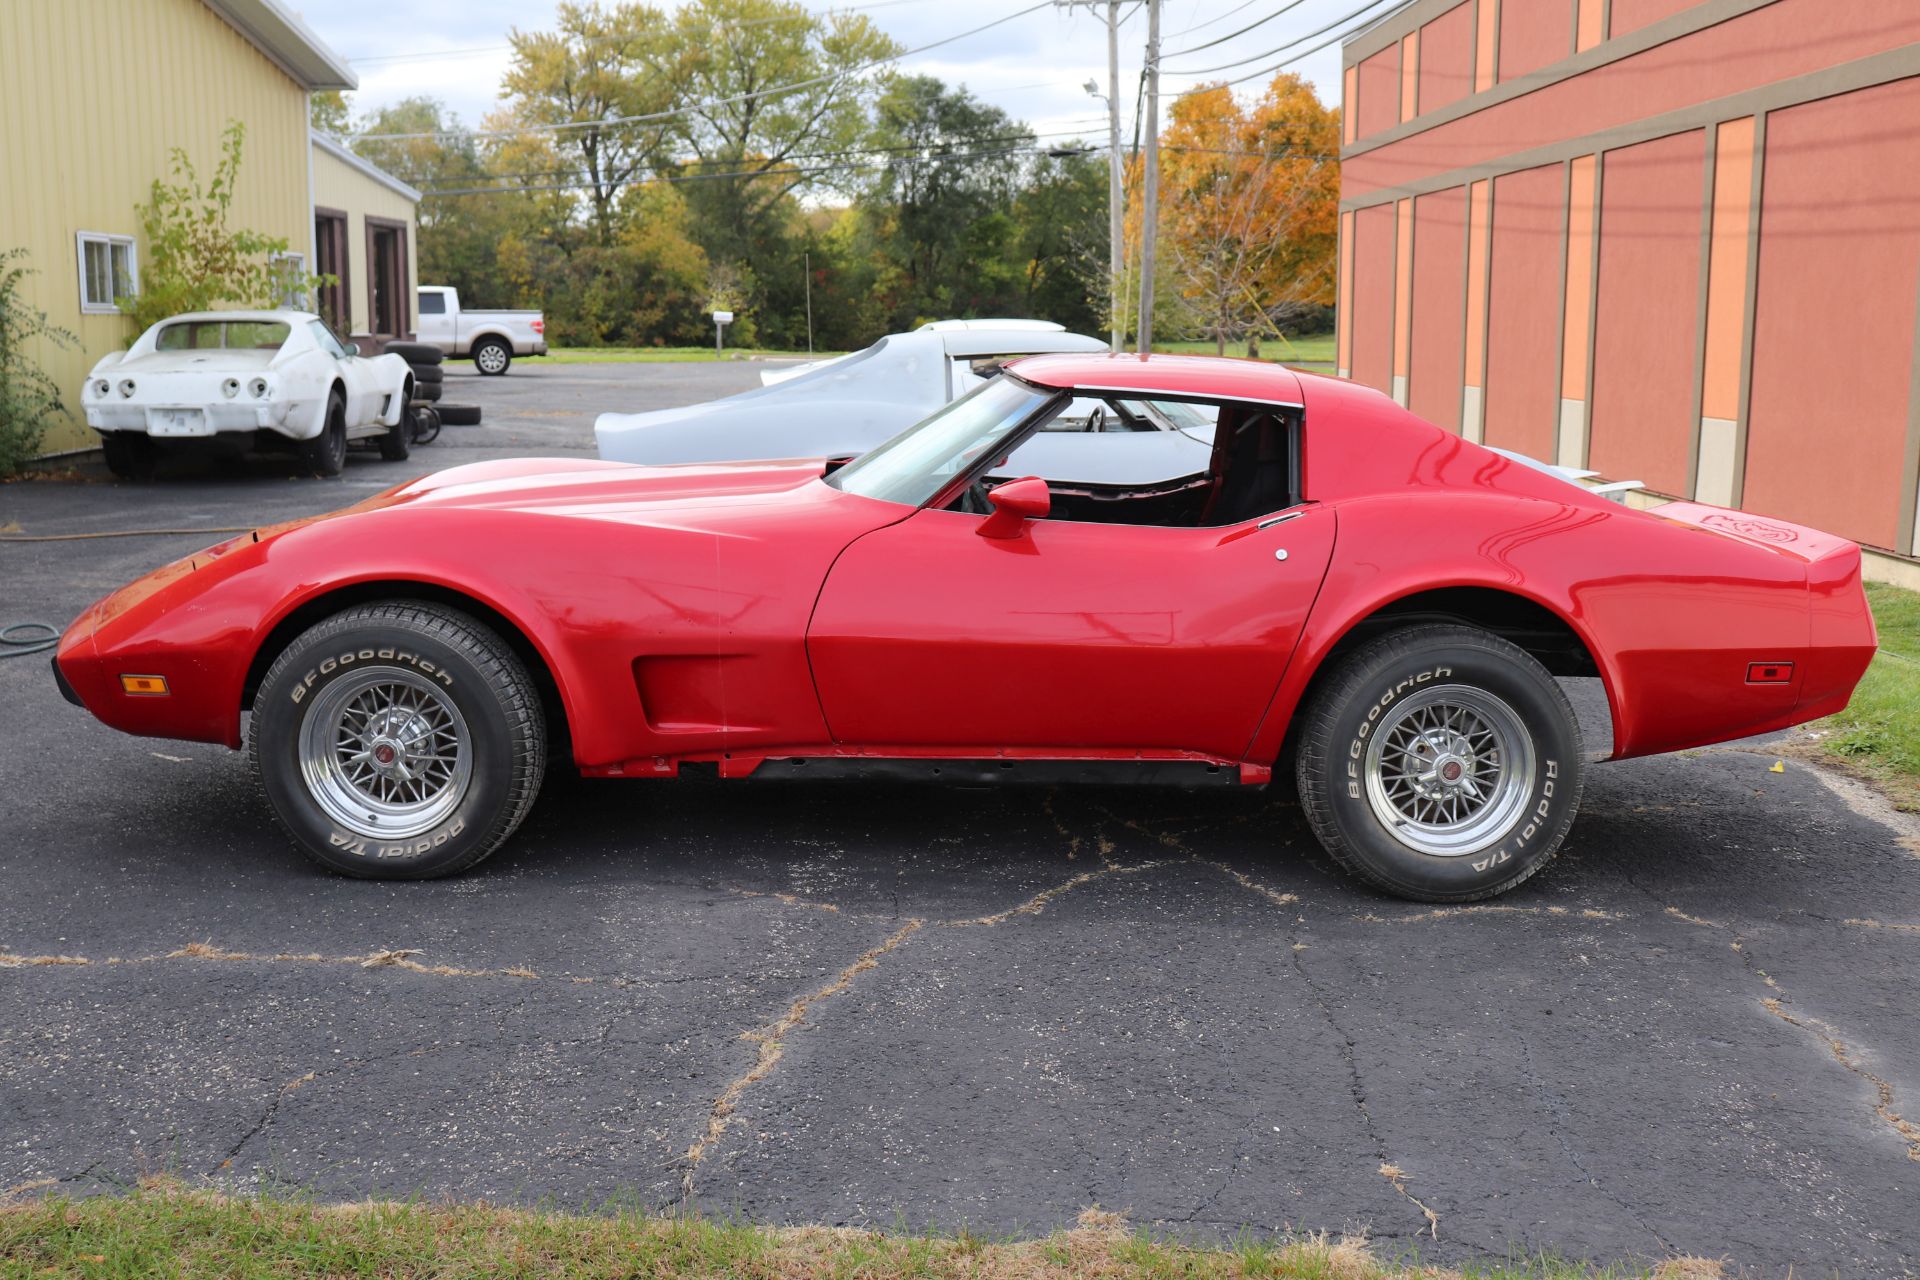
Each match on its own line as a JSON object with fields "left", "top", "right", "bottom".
{"left": 1337, "top": 0, "right": 1920, "bottom": 571}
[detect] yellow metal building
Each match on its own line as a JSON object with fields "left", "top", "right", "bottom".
{"left": 0, "top": 0, "right": 357, "bottom": 456}
{"left": 310, "top": 131, "right": 422, "bottom": 348}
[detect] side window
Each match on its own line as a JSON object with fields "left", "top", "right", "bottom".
{"left": 418, "top": 291, "right": 446, "bottom": 315}
{"left": 987, "top": 395, "right": 1296, "bottom": 531}
{"left": 307, "top": 320, "right": 351, "bottom": 359}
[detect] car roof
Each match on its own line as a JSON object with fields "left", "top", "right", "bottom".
{"left": 1008, "top": 353, "right": 1306, "bottom": 406}
{"left": 156, "top": 310, "right": 316, "bottom": 324}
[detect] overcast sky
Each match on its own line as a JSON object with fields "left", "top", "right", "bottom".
{"left": 298, "top": 0, "right": 1381, "bottom": 147}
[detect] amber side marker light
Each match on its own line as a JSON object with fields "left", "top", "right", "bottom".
{"left": 120, "top": 675, "right": 169, "bottom": 696}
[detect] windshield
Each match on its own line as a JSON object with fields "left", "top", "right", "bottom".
{"left": 827, "top": 376, "right": 1057, "bottom": 507}
{"left": 155, "top": 320, "right": 289, "bottom": 351}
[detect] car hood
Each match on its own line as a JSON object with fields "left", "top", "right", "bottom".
{"left": 362, "top": 456, "right": 848, "bottom": 526}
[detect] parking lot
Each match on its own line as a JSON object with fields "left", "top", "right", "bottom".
{"left": 4, "top": 359, "right": 1920, "bottom": 1275}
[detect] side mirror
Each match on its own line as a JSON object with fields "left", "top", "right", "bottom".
{"left": 976, "top": 476, "right": 1050, "bottom": 539}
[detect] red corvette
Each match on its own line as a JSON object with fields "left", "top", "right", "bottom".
{"left": 54, "top": 355, "right": 1876, "bottom": 901}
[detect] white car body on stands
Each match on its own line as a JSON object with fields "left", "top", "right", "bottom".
{"left": 760, "top": 319, "right": 1072, "bottom": 386}
{"left": 82, "top": 310, "right": 411, "bottom": 445}
{"left": 597, "top": 327, "right": 1220, "bottom": 487}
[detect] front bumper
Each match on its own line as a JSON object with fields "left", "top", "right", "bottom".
{"left": 51, "top": 656, "right": 82, "bottom": 707}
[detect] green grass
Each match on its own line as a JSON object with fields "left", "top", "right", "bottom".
{"left": 545, "top": 346, "right": 839, "bottom": 365}
{"left": 1159, "top": 333, "right": 1336, "bottom": 367}
{"left": 0, "top": 1187, "right": 1721, "bottom": 1279}
{"left": 1818, "top": 580, "right": 1920, "bottom": 799}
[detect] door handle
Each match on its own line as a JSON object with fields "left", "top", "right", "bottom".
{"left": 1256, "top": 509, "right": 1305, "bottom": 530}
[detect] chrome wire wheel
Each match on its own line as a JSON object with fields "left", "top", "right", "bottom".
{"left": 1362, "top": 684, "right": 1536, "bottom": 857}
{"left": 297, "top": 667, "right": 472, "bottom": 840}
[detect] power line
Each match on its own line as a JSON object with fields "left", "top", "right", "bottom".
{"left": 345, "top": 0, "right": 942, "bottom": 64}
{"left": 416, "top": 136, "right": 1325, "bottom": 196}
{"left": 348, "top": 0, "right": 1055, "bottom": 143}
{"left": 1218, "top": 0, "right": 1406, "bottom": 86}
{"left": 406, "top": 124, "right": 1112, "bottom": 191}
{"left": 1164, "top": 0, "right": 1403, "bottom": 77}
{"left": 1159, "top": 0, "right": 1317, "bottom": 60}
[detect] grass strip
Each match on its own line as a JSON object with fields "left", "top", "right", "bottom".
{"left": 0, "top": 1186, "right": 1729, "bottom": 1280}
{"left": 1817, "top": 581, "right": 1920, "bottom": 806}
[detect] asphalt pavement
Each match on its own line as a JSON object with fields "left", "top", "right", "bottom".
{"left": 3, "top": 358, "right": 1919, "bottom": 1276}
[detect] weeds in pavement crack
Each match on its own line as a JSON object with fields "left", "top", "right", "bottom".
{"left": 1760, "top": 999, "right": 1920, "bottom": 1161}
{"left": 1665, "top": 911, "right": 1920, "bottom": 1162}
{"left": 1376, "top": 1164, "right": 1439, "bottom": 1239}
{"left": 681, "top": 919, "right": 924, "bottom": 1202}
{"left": 945, "top": 862, "right": 1169, "bottom": 928}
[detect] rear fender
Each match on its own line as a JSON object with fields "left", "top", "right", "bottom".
{"left": 1246, "top": 491, "right": 1825, "bottom": 764}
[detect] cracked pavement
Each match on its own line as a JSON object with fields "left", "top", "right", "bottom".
{"left": 4, "top": 361, "right": 1919, "bottom": 1275}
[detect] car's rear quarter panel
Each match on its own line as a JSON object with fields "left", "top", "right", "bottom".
{"left": 1262, "top": 377, "right": 1872, "bottom": 763}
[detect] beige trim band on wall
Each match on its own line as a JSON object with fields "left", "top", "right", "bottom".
{"left": 1344, "top": 0, "right": 1780, "bottom": 157}
{"left": 1341, "top": 38, "right": 1920, "bottom": 211}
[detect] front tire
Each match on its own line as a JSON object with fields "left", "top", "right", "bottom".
{"left": 1294, "top": 624, "right": 1584, "bottom": 902}
{"left": 473, "top": 338, "right": 511, "bottom": 375}
{"left": 250, "top": 602, "right": 546, "bottom": 879}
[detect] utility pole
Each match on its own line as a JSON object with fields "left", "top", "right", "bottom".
{"left": 1067, "top": 0, "right": 1127, "bottom": 354}
{"left": 1136, "top": 0, "right": 1161, "bottom": 358}
{"left": 804, "top": 250, "right": 814, "bottom": 354}
{"left": 1103, "top": 4, "right": 1123, "bottom": 353}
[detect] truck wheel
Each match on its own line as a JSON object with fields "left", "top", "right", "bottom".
{"left": 101, "top": 433, "right": 157, "bottom": 480}
{"left": 298, "top": 390, "right": 348, "bottom": 477}
{"left": 249, "top": 601, "right": 546, "bottom": 879}
{"left": 382, "top": 340, "right": 443, "bottom": 365}
{"left": 1294, "top": 624, "right": 1584, "bottom": 903}
{"left": 473, "top": 338, "right": 511, "bottom": 375}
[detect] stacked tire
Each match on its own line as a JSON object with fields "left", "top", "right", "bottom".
{"left": 382, "top": 339, "right": 479, "bottom": 435}
{"left": 382, "top": 341, "right": 444, "bottom": 454}
{"left": 383, "top": 340, "right": 442, "bottom": 405}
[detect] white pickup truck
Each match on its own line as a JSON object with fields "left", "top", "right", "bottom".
{"left": 415, "top": 285, "right": 547, "bottom": 375}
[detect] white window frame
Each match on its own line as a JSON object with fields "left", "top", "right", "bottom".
{"left": 75, "top": 231, "right": 137, "bottom": 314}
{"left": 270, "top": 251, "right": 308, "bottom": 310}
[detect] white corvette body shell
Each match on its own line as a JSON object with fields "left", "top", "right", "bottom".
{"left": 595, "top": 328, "right": 1216, "bottom": 486}
{"left": 82, "top": 309, "right": 412, "bottom": 444}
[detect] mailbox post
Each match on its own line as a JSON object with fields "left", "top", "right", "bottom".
{"left": 712, "top": 309, "right": 733, "bottom": 358}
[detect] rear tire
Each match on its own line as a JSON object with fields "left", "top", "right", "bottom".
{"left": 473, "top": 338, "right": 511, "bottom": 375}
{"left": 101, "top": 433, "right": 157, "bottom": 480}
{"left": 297, "top": 391, "right": 347, "bottom": 476}
{"left": 1294, "top": 624, "right": 1584, "bottom": 902}
{"left": 249, "top": 602, "right": 546, "bottom": 879}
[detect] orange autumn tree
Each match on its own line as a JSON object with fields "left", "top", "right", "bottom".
{"left": 1159, "top": 73, "right": 1340, "bottom": 355}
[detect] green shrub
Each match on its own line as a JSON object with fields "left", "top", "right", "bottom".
{"left": 125, "top": 120, "right": 328, "bottom": 332}
{"left": 0, "top": 248, "right": 76, "bottom": 475}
